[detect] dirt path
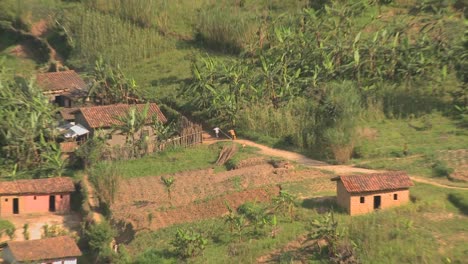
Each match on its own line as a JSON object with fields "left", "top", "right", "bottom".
{"left": 204, "top": 135, "right": 467, "bottom": 190}
{"left": 410, "top": 176, "right": 468, "bottom": 190}
{"left": 204, "top": 137, "right": 377, "bottom": 175}
{"left": 82, "top": 174, "right": 104, "bottom": 223}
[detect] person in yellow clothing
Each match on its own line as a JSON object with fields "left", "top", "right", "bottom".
{"left": 228, "top": 129, "right": 237, "bottom": 140}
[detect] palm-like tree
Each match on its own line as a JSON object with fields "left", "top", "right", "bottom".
{"left": 160, "top": 176, "right": 175, "bottom": 202}
{"left": 272, "top": 191, "right": 297, "bottom": 222}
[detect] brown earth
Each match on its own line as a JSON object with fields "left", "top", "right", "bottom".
{"left": 111, "top": 162, "right": 333, "bottom": 230}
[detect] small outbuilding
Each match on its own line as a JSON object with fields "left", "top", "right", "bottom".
{"left": 36, "top": 70, "right": 88, "bottom": 108}
{"left": 2, "top": 236, "right": 81, "bottom": 264}
{"left": 0, "top": 178, "right": 75, "bottom": 217}
{"left": 74, "top": 103, "right": 167, "bottom": 146}
{"left": 331, "top": 172, "right": 414, "bottom": 215}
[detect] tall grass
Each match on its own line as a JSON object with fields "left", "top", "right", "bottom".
{"left": 237, "top": 99, "right": 316, "bottom": 149}
{"left": 83, "top": 0, "right": 159, "bottom": 28}
{"left": 195, "top": 5, "right": 258, "bottom": 54}
{"left": 63, "top": 8, "right": 171, "bottom": 67}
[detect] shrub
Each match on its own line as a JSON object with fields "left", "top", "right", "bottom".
{"left": 85, "top": 221, "right": 116, "bottom": 259}
{"left": 171, "top": 228, "right": 207, "bottom": 259}
{"left": 432, "top": 160, "right": 454, "bottom": 177}
{"left": 0, "top": 219, "right": 15, "bottom": 239}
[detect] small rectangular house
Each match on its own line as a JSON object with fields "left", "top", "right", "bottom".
{"left": 3, "top": 236, "right": 81, "bottom": 264}
{"left": 36, "top": 70, "right": 88, "bottom": 108}
{"left": 74, "top": 103, "right": 167, "bottom": 146}
{"left": 331, "top": 172, "right": 414, "bottom": 215}
{"left": 0, "top": 178, "right": 75, "bottom": 217}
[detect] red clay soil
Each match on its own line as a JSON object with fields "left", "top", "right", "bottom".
{"left": 146, "top": 186, "right": 280, "bottom": 230}
{"left": 111, "top": 163, "right": 331, "bottom": 230}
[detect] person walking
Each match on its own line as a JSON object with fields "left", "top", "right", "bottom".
{"left": 213, "top": 127, "right": 220, "bottom": 138}
{"left": 228, "top": 129, "right": 237, "bottom": 140}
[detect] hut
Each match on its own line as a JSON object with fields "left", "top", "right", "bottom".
{"left": 2, "top": 236, "right": 81, "bottom": 264}
{"left": 36, "top": 70, "right": 88, "bottom": 108}
{"left": 0, "top": 178, "right": 75, "bottom": 216}
{"left": 331, "top": 172, "right": 414, "bottom": 215}
{"left": 74, "top": 103, "right": 167, "bottom": 146}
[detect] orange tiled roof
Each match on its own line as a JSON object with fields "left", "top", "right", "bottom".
{"left": 331, "top": 172, "right": 413, "bottom": 193}
{"left": 79, "top": 103, "right": 167, "bottom": 129}
{"left": 6, "top": 236, "right": 81, "bottom": 262}
{"left": 0, "top": 177, "right": 75, "bottom": 195}
{"left": 36, "top": 70, "right": 87, "bottom": 92}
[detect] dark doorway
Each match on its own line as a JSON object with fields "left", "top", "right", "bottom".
{"left": 373, "top": 196, "right": 381, "bottom": 210}
{"left": 49, "top": 195, "right": 56, "bottom": 212}
{"left": 13, "top": 198, "right": 19, "bottom": 214}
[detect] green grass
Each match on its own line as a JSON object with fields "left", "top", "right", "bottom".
{"left": 125, "top": 183, "right": 468, "bottom": 263}
{"left": 353, "top": 113, "right": 468, "bottom": 185}
{"left": 355, "top": 113, "right": 468, "bottom": 159}
{"left": 111, "top": 142, "right": 261, "bottom": 179}
{"left": 0, "top": 54, "right": 37, "bottom": 78}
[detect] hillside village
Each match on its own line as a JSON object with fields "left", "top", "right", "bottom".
{"left": 0, "top": 0, "right": 467, "bottom": 263}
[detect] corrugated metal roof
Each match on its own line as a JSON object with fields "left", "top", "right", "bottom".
{"left": 0, "top": 177, "right": 75, "bottom": 195}
{"left": 79, "top": 103, "right": 167, "bottom": 129}
{"left": 331, "top": 172, "right": 413, "bottom": 193}
{"left": 7, "top": 236, "right": 81, "bottom": 262}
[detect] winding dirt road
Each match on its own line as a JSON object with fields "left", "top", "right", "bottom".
{"left": 204, "top": 135, "right": 468, "bottom": 191}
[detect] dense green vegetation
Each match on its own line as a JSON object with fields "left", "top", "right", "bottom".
{"left": 125, "top": 184, "right": 468, "bottom": 264}
{"left": 0, "top": 0, "right": 467, "bottom": 263}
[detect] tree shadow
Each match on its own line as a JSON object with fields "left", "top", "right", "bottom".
{"left": 301, "top": 196, "right": 344, "bottom": 214}
{"left": 447, "top": 193, "right": 468, "bottom": 216}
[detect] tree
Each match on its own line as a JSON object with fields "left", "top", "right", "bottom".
{"left": 160, "top": 176, "right": 175, "bottom": 202}
{"left": 75, "top": 133, "right": 107, "bottom": 170}
{"left": 88, "top": 57, "right": 141, "bottom": 105}
{"left": 272, "top": 190, "right": 297, "bottom": 222}
{"left": 40, "top": 142, "right": 67, "bottom": 177}
{"left": 237, "top": 201, "right": 269, "bottom": 234}
{"left": 0, "top": 75, "right": 58, "bottom": 175}
{"left": 112, "top": 104, "right": 149, "bottom": 145}
{"left": 224, "top": 201, "right": 247, "bottom": 241}
{"left": 85, "top": 221, "right": 116, "bottom": 261}
{"left": 89, "top": 163, "right": 121, "bottom": 207}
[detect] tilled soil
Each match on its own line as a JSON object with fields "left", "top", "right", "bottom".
{"left": 112, "top": 163, "right": 329, "bottom": 230}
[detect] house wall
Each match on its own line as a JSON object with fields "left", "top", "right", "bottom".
{"left": 336, "top": 181, "right": 350, "bottom": 212}
{"left": 348, "top": 189, "right": 410, "bottom": 216}
{"left": 74, "top": 113, "right": 91, "bottom": 131}
{"left": 0, "top": 195, "right": 21, "bottom": 216}
{"left": 40, "top": 258, "right": 77, "bottom": 264}
{"left": 105, "top": 125, "right": 156, "bottom": 147}
{"left": 0, "top": 194, "right": 71, "bottom": 216}
{"left": 23, "top": 195, "right": 50, "bottom": 213}
{"left": 55, "top": 193, "right": 71, "bottom": 212}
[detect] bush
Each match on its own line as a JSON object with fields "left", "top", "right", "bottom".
{"left": 171, "top": 228, "right": 207, "bottom": 259}
{"left": 0, "top": 219, "right": 15, "bottom": 239}
{"left": 432, "top": 160, "right": 454, "bottom": 177}
{"left": 85, "top": 221, "right": 116, "bottom": 260}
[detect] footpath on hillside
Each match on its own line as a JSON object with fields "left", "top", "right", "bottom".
{"left": 203, "top": 133, "right": 468, "bottom": 191}
{"left": 82, "top": 174, "right": 104, "bottom": 223}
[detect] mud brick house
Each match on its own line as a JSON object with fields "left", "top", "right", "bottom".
{"left": 331, "top": 172, "right": 414, "bottom": 215}
{"left": 36, "top": 70, "right": 88, "bottom": 108}
{"left": 74, "top": 103, "right": 167, "bottom": 146}
{"left": 2, "top": 236, "right": 81, "bottom": 264}
{"left": 0, "top": 178, "right": 75, "bottom": 217}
